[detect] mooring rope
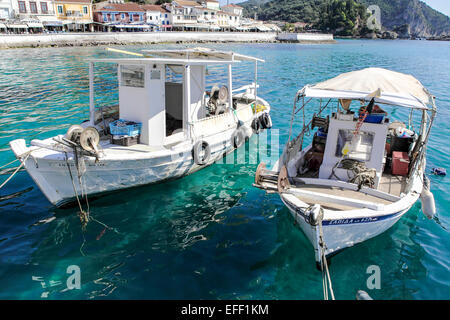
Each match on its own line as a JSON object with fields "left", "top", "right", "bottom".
{"left": 318, "top": 218, "right": 335, "bottom": 300}
{"left": 0, "top": 153, "right": 30, "bottom": 190}
{"left": 0, "top": 158, "right": 19, "bottom": 170}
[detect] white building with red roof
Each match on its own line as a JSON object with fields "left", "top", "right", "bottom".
{"left": 222, "top": 3, "right": 243, "bottom": 17}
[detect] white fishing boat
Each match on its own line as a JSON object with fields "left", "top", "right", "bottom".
{"left": 9, "top": 48, "right": 272, "bottom": 207}
{"left": 254, "top": 68, "right": 436, "bottom": 266}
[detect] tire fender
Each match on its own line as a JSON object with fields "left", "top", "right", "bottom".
{"left": 232, "top": 127, "right": 245, "bottom": 149}
{"left": 192, "top": 140, "right": 211, "bottom": 165}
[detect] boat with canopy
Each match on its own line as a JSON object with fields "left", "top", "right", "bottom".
{"left": 254, "top": 68, "right": 436, "bottom": 266}
{"left": 9, "top": 47, "right": 272, "bottom": 207}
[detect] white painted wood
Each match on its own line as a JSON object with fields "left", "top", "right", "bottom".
{"left": 287, "top": 187, "right": 385, "bottom": 211}
{"left": 319, "top": 118, "right": 388, "bottom": 188}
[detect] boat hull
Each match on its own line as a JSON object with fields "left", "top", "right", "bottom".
{"left": 281, "top": 195, "right": 415, "bottom": 263}
{"left": 10, "top": 108, "right": 270, "bottom": 207}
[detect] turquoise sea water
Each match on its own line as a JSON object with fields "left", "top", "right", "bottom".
{"left": 0, "top": 40, "right": 449, "bottom": 300}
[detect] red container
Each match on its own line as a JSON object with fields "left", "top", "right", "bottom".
{"left": 392, "top": 151, "right": 410, "bottom": 176}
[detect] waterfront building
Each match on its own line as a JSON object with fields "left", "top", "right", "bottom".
{"left": 221, "top": 3, "right": 243, "bottom": 17}
{"left": 53, "top": 0, "right": 93, "bottom": 32}
{"left": 199, "top": 0, "right": 219, "bottom": 11}
{"left": 0, "top": 0, "right": 13, "bottom": 20}
{"left": 195, "top": 6, "right": 219, "bottom": 31}
{"left": 170, "top": 0, "right": 200, "bottom": 31}
{"left": 0, "top": 0, "right": 59, "bottom": 33}
{"left": 93, "top": 0, "right": 146, "bottom": 32}
{"left": 216, "top": 10, "right": 230, "bottom": 30}
{"left": 141, "top": 4, "right": 165, "bottom": 31}
{"left": 159, "top": 5, "right": 171, "bottom": 30}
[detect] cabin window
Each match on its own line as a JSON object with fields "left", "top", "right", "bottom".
{"left": 165, "top": 65, "right": 184, "bottom": 136}
{"left": 335, "top": 130, "right": 374, "bottom": 162}
{"left": 121, "top": 65, "right": 145, "bottom": 88}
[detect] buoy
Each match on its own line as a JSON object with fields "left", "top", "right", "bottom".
{"left": 432, "top": 167, "right": 446, "bottom": 176}
{"left": 420, "top": 176, "right": 436, "bottom": 219}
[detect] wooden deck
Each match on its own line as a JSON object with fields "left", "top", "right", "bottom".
{"left": 378, "top": 174, "right": 407, "bottom": 197}
{"left": 291, "top": 173, "right": 406, "bottom": 211}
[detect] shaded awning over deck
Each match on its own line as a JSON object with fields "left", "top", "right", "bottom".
{"left": 304, "top": 68, "right": 433, "bottom": 110}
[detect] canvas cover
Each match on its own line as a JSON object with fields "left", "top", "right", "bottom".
{"left": 304, "top": 68, "right": 432, "bottom": 109}
{"left": 143, "top": 47, "right": 265, "bottom": 62}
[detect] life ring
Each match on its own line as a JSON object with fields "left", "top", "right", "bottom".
{"left": 260, "top": 113, "right": 272, "bottom": 129}
{"left": 192, "top": 140, "right": 211, "bottom": 165}
{"left": 232, "top": 127, "right": 245, "bottom": 149}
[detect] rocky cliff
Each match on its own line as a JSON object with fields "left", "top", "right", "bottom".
{"left": 240, "top": 0, "right": 450, "bottom": 38}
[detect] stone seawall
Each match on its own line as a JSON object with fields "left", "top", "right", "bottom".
{"left": 0, "top": 32, "right": 279, "bottom": 49}
{"left": 277, "top": 33, "right": 335, "bottom": 43}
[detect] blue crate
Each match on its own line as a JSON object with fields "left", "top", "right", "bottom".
{"left": 364, "top": 113, "right": 385, "bottom": 124}
{"left": 109, "top": 119, "right": 142, "bottom": 137}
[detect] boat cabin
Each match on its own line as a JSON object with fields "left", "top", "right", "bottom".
{"left": 319, "top": 114, "right": 389, "bottom": 189}
{"left": 88, "top": 48, "right": 263, "bottom": 147}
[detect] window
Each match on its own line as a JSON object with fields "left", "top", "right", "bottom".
{"left": 139, "top": 15, "right": 143, "bottom": 21}
{"left": 121, "top": 66, "right": 145, "bottom": 88}
{"left": 18, "top": 1, "right": 26, "bottom": 13}
{"left": 57, "top": 5, "right": 63, "bottom": 14}
{"left": 129, "top": 14, "right": 133, "bottom": 22}
{"left": 165, "top": 13, "right": 167, "bottom": 18}
{"left": 149, "top": 16, "right": 152, "bottom": 20}
{"left": 336, "top": 130, "right": 374, "bottom": 162}
{"left": 30, "top": 2, "right": 37, "bottom": 13}
{"left": 40, "top": 2, "right": 48, "bottom": 14}
{"left": 111, "top": 14, "right": 115, "bottom": 21}
{"left": 103, "top": 13, "right": 107, "bottom": 22}
{"left": 83, "top": 6, "right": 88, "bottom": 15}
{"left": 121, "top": 13, "right": 125, "bottom": 20}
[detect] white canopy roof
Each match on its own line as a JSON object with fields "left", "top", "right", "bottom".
{"left": 303, "top": 68, "right": 433, "bottom": 110}
{"left": 142, "top": 47, "right": 265, "bottom": 62}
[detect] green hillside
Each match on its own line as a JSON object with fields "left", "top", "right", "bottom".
{"left": 240, "top": 0, "right": 450, "bottom": 37}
